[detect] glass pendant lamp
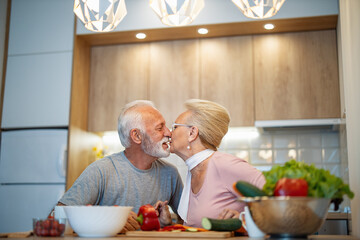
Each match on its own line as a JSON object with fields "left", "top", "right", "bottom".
{"left": 74, "top": 0, "right": 127, "bottom": 32}
{"left": 150, "top": 0, "right": 205, "bottom": 27}
{"left": 232, "top": 0, "right": 286, "bottom": 19}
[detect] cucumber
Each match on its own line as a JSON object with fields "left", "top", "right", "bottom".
{"left": 233, "top": 181, "right": 267, "bottom": 197}
{"left": 201, "top": 218, "right": 242, "bottom": 231}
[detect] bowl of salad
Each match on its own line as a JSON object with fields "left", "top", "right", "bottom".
{"left": 235, "top": 160, "right": 354, "bottom": 238}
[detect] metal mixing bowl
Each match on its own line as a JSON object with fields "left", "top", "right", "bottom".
{"left": 239, "top": 196, "right": 331, "bottom": 238}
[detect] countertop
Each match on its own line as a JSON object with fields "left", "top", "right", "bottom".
{"left": 2, "top": 234, "right": 359, "bottom": 240}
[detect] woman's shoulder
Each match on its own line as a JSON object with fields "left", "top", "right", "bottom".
{"left": 212, "top": 151, "right": 247, "bottom": 164}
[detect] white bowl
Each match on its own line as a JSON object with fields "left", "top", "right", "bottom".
{"left": 63, "top": 206, "right": 132, "bottom": 237}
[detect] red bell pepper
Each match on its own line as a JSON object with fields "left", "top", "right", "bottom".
{"left": 274, "top": 178, "right": 308, "bottom": 196}
{"left": 136, "top": 204, "right": 160, "bottom": 231}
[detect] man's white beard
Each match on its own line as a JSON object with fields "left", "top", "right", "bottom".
{"left": 141, "top": 134, "right": 170, "bottom": 158}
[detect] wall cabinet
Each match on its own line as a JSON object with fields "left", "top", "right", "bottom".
{"left": 200, "top": 36, "right": 254, "bottom": 126}
{"left": 254, "top": 30, "right": 340, "bottom": 120}
{"left": 149, "top": 40, "right": 200, "bottom": 125}
{"left": 1, "top": 0, "right": 74, "bottom": 128}
{"left": 87, "top": 30, "right": 340, "bottom": 132}
{"left": 88, "top": 44, "right": 149, "bottom": 132}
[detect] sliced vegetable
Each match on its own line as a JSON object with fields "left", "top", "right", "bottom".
{"left": 201, "top": 218, "right": 242, "bottom": 231}
{"left": 274, "top": 178, "right": 308, "bottom": 196}
{"left": 160, "top": 224, "right": 208, "bottom": 232}
{"left": 136, "top": 204, "right": 160, "bottom": 231}
{"left": 233, "top": 181, "right": 267, "bottom": 197}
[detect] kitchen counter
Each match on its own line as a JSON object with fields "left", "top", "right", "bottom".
{"left": 2, "top": 234, "right": 359, "bottom": 240}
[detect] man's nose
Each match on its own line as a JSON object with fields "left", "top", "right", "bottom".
{"left": 164, "top": 126, "right": 171, "bottom": 137}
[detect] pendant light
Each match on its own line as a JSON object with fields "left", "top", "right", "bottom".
{"left": 232, "top": 0, "right": 286, "bottom": 19}
{"left": 74, "top": 0, "right": 127, "bottom": 32}
{"left": 149, "top": 0, "right": 205, "bottom": 27}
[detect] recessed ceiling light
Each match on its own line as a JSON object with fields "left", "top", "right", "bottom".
{"left": 198, "top": 28, "right": 208, "bottom": 34}
{"left": 136, "top": 33, "right": 146, "bottom": 39}
{"left": 264, "top": 23, "right": 275, "bottom": 30}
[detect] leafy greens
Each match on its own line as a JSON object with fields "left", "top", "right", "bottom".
{"left": 262, "top": 160, "right": 354, "bottom": 200}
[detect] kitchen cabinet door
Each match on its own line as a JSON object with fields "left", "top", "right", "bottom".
{"left": 2, "top": 53, "right": 72, "bottom": 128}
{"left": 254, "top": 30, "right": 340, "bottom": 120}
{"left": 149, "top": 39, "right": 200, "bottom": 125}
{"left": 88, "top": 44, "right": 150, "bottom": 132}
{"left": 200, "top": 36, "right": 254, "bottom": 127}
{"left": 8, "top": 0, "right": 74, "bottom": 55}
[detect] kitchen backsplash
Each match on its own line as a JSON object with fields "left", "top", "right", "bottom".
{"left": 100, "top": 126, "right": 350, "bottom": 210}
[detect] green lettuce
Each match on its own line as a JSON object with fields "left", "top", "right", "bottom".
{"left": 262, "top": 160, "right": 354, "bottom": 200}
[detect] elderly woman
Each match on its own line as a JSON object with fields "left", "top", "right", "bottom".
{"left": 168, "top": 99, "right": 265, "bottom": 228}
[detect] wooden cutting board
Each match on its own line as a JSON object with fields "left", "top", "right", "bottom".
{"left": 125, "top": 230, "right": 233, "bottom": 238}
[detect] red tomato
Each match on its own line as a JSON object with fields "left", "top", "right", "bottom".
{"left": 50, "top": 228, "right": 58, "bottom": 236}
{"left": 40, "top": 228, "right": 49, "bottom": 236}
{"left": 42, "top": 219, "right": 51, "bottom": 229}
{"left": 274, "top": 178, "right": 308, "bottom": 196}
{"left": 58, "top": 223, "right": 65, "bottom": 233}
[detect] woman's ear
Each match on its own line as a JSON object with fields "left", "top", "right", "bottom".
{"left": 188, "top": 126, "right": 199, "bottom": 143}
{"left": 130, "top": 129, "right": 142, "bottom": 144}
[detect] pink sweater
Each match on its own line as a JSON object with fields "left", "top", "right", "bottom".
{"left": 185, "top": 151, "right": 265, "bottom": 227}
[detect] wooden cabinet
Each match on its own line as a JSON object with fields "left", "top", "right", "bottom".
{"left": 254, "top": 30, "right": 340, "bottom": 120}
{"left": 88, "top": 44, "right": 150, "bottom": 132}
{"left": 149, "top": 40, "right": 200, "bottom": 125}
{"left": 87, "top": 30, "right": 340, "bottom": 131}
{"left": 200, "top": 36, "right": 254, "bottom": 126}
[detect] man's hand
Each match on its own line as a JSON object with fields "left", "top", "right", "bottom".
{"left": 120, "top": 211, "right": 140, "bottom": 233}
{"left": 218, "top": 209, "right": 240, "bottom": 219}
{"left": 154, "top": 201, "right": 172, "bottom": 227}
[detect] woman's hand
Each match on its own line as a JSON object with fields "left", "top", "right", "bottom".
{"left": 218, "top": 209, "right": 240, "bottom": 219}
{"left": 154, "top": 200, "right": 172, "bottom": 227}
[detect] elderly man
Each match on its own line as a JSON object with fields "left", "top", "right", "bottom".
{"left": 57, "top": 100, "right": 183, "bottom": 231}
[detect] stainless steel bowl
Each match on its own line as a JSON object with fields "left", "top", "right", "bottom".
{"left": 239, "top": 197, "right": 331, "bottom": 238}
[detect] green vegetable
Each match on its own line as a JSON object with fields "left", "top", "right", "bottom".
{"left": 201, "top": 218, "right": 242, "bottom": 231}
{"left": 233, "top": 180, "right": 267, "bottom": 197}
{"left": 262, "top": 160, "right": 354, "bottom": 201}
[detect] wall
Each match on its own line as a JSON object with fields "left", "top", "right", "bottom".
{"left": 338, "top": 0, "right": 360, "bottom": 237}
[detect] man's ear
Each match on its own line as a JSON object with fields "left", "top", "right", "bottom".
{"left": 130, "top": 129, "right": 142, "bottom": 144}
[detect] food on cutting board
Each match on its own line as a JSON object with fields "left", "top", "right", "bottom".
{"left": 160, "top": 224, "right": 208, "bottom": 232}
{"left": 136, "top": 204, "right": 160, "bottom": 231}
{"left": 201, "top": 218, "right": 242, "bottom": 231}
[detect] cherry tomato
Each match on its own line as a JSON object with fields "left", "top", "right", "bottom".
{"left": 42, "top": 219, "right": 51, "bottom": 229}
{"left": 274, "top": 178, "right": 308, "bottom": 196}
{"left": 50, "top": 228, "right": 58, "bottom": 236}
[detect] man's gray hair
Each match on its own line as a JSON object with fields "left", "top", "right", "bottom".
{"left": 118, "top": 100, "right": 157, "bottom": 148}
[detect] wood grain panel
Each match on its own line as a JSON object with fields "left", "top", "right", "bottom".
{"left": 67, "top": 36, "right": 97, "bottom": 190}
{"left": 80, "top": 15, "right": 337, "bottom": 46}
{"left": 149, "top": 39, "right": 200, "bottom": 125}
{"left": 88, "top": 43, "right": 150, "bottom": 132}
{"left": 254, "top": 30, "right": 340, "bottom": 120}
{"left": 200, "top": 36, "right": 254, "bottom": 126}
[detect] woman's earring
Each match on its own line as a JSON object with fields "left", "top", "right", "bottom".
{"left": 187, "top": 145, "right": 191, "bottom": 150}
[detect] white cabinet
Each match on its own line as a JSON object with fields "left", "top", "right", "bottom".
{"left": 2, "top": 53, "right": 72, "bottom": 128}
{"left": 1, "top": 0, "right": 74, "bottom": 128}
{"left": 8, "top": 0, "right": 74, "bottom": 55}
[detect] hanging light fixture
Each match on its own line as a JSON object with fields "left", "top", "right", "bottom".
{"left": 232, "top": 0, "right": 285, "bottom": 19}
{"left": 74, "top": 0, "right": 127, "bottom": 32}
{"left": 149, "top": 0, "right": 205, "bottom": 27}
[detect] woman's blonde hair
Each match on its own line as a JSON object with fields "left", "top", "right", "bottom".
{"left": 184, "top": 99, "right": 230, "bottom": 151}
